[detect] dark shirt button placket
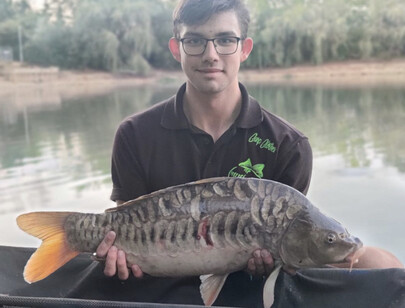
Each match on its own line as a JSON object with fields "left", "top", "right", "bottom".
{"left": 203, "top": 137, "right": 211, "bottom": 146}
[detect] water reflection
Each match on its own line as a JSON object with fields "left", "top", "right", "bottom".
{"left": 247, "top": 84, "right": 405, "bottom": 262}
{"left": 249, "top": 85, "right": 405, "bottom": 171}
{"left": 0, "top": 83, "right": 404, "bottom": 262}
{"left": 0, "top": 87, "right": 159, "bottom": 215}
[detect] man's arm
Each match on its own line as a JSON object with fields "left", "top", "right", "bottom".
{"left": 274, "top": 138, "right": 313, "bottom": 195}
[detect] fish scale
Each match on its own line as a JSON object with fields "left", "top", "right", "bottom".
{"left": 65, "top": 178, "right": 303, "bottom": 257}
{"left": 17, "top": 177, "right": 363, "bottom": 308}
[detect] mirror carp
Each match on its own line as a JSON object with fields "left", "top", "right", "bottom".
{"left": 17, "top": 177, "right": 363, "bottom": 307}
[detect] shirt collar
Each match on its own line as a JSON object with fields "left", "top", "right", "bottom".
{"left": 161, "top": 82, "right": 263, "bottom": 130}
{"left": 236, "top": 83, "right": 263, "bottom": 128}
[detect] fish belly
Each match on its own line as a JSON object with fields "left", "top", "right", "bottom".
{"left": 124, "top": 245, "right": 258, "bottom": 277}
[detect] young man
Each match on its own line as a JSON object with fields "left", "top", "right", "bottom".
{"left": 96, "top": 0, "right": 403, "bottom": 305}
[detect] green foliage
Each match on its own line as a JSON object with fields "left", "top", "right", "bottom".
{"left": 24, "top": 19, "right": 72, "bottom": 67}
{"left": 21, "top": 0, "right": 175, "bottom": 73}
{"left": 0, "top": 0, "right": 38, "bottom": 61}
{"left": 247, "top": 0, "right": 405, "bottom": 67}
{"left": 127, "top": 52, "right": 151, "bottom": 76}
{"left": 1, "top": 0, "right": 405, "bottom": 70}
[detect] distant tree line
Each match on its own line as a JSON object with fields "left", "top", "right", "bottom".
{"left": 246, "top": 0, "right": 405, "bottom": 68}
{"left": 1, "top": 0, "right": 405, "bottom": 74}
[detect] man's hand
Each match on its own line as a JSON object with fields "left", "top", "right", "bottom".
{"left": 96, "top": 231, "right": 144, "bottom": 280}
{"left": 247, "top": 249, "right": 274, "bottom": 276}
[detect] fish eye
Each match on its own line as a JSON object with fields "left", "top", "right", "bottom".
{"left": 326, "top": 233, "right": 337, "bottom": 244}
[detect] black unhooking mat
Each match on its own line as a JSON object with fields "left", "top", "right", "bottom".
{"left": 0, "top": 246, "right": 404, "bottom": 308}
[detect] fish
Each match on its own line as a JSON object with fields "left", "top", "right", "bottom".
{"left": 17, "top": 177, "right": 363, "bottom": 308}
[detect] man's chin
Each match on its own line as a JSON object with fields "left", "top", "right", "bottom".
{"left": 188, "top": 80, "right": 226, "bottom": 94}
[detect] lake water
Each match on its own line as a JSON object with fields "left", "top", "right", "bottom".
{"left": 1, "top": 81, "right": 404, "bottom": 264}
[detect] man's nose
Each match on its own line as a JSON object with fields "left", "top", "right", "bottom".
{"left": 202, "top": 40, "right": 219, "bottom": 60}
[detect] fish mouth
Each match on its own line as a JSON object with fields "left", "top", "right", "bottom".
{"left": 345, "top": 246, "right": 367, "bottom": 271}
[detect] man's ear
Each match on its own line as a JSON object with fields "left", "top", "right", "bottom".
{"left": 240, "top": 37, "right": 253, "bottom": 63}
{"left": 169, "top": 37, "right": 182, "bottom": 62}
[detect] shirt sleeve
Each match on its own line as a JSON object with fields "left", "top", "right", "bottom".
{"left": 110, "top": 123, "right": 149, "bottom": 202}
{"left": 274, "top": 137, "right": 313, "bottom": 195}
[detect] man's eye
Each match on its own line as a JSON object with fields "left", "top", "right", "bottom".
{"left": 184, "top": 38, "right": 204, "bottom": 45}
{"left": 216, "top": 38, "right": 236, "bottom": 45}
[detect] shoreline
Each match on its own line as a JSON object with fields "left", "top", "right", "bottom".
{"left": 1, "top": 59, "right": 405, "bottom": 101}
{"left": 240, "top": 59, "right": 405, "bottom": 88}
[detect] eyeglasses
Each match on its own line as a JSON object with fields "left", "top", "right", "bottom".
{"left": 179, "top": 37, "right": 241, "bottom": 56}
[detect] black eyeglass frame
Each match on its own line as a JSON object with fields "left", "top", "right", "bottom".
{"left": 179, "top": 37, "right": 242, "bottom": 56}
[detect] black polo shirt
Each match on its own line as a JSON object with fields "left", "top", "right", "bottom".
{"left": 110, "top": 83, "right": 312, "bottom": 202}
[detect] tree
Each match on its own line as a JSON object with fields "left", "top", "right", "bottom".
{"left": 0, "top": 0, "right": 38, "bottom": 62}
{"left": 6, "top": 0, "right": 405, "bottom": 70}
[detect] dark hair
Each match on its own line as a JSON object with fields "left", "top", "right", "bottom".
{"left": 173, "top": 0, "right": 250, "bottom": 39}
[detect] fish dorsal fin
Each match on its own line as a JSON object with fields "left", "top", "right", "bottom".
{"left": 105, "top": 177, "right": 230, "bottom": 213}
{"left": 199, "top": 273, "right": 229, "bottom": 307}
{"left": 263, "top": 264, "right": 282, "bottom": 308}
{"left": 192, "top": 177, "right": 228, "bottom": 185}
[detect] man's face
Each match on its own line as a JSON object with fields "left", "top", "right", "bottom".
{"left": 169, "top": 11, "right": 253, "bottom": 95}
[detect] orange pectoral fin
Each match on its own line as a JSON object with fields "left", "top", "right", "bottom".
{"left": 17, "top": 212, "right": 80, "bottom": 283}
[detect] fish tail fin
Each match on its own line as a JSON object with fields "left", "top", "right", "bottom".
{"left": 16, "top": 212, "right": 80, "bottom": 283}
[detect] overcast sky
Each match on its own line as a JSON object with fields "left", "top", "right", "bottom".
{"left": 29, "top": 0, "right": 44, "bottom": 10}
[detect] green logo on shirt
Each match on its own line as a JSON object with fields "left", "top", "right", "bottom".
{"left": 248, "top": 132, "right": 277, "bottom": 153}
{"left": 228, "top": 158, "right": 265, "bottom": 179}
